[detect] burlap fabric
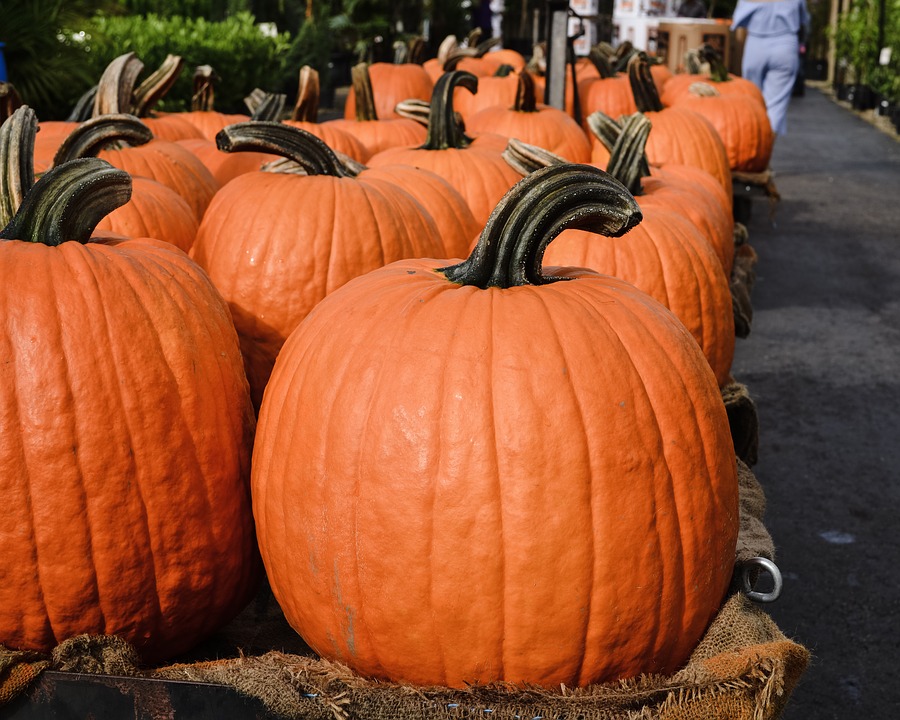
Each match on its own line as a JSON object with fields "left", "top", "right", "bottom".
{"left": 0, "top": 461, "right": 807, "bottom": 719}
{"left": 731, "top": 223, "right": 757, "bottom": 340}
{"left": 722, "top": 381, "right": 760, "bottom": 468}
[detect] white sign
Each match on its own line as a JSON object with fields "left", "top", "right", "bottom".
{"left": 879, "top": 47, "right": 892, "bottom": 66}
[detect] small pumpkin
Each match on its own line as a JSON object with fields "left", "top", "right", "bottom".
{"left": 0, "top": 156, "right": 259, "bottom": 663}
{"left": 252, "top": 163, "right": 739, "bottom": 688}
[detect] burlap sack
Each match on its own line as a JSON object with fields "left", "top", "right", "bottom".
{"left": 0, "top": 462, "right": 807, "bottom": 719}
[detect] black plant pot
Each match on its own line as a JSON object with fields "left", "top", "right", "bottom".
{"left": 835, "top": 83, "right": 851, "bottom": 101}
{"left": 851, "top": 84, "right": 877, "bottom": 111}
{"left": 875, "top": 97, "right": 893, "bottom": 117}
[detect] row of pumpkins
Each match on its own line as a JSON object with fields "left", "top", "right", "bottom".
{"left": 0, "top": 41, "right": 773, "bottom": 689}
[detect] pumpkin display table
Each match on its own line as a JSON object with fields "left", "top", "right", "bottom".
{"left": 1, "top": 460, "right": 805, "bottom": 720}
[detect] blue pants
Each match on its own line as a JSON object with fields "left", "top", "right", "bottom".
{"left": 742, "top": 33, "right": 800, "bottom": 135}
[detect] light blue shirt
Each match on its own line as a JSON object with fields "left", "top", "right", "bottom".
{"left": 731, "top": 0, "right": 811, "bottom": 38}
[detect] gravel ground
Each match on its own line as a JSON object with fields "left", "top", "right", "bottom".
{"left": 730, "top": 86, "right": 900, "bottom": 718}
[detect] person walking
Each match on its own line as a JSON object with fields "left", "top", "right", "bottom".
{"left": 731, "top": 0, "right": 810, "bottom": 135}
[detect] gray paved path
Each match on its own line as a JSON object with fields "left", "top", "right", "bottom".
{"left": 732, "top": 88, "right": 900, "bottom": 718}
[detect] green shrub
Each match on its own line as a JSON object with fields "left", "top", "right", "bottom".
{"left": 84, "top": 12, "right": 292, "bottom": 113}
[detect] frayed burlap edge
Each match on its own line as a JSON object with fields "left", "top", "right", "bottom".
{"left": 731, "top": 224, "right": 758, "bottom": 340}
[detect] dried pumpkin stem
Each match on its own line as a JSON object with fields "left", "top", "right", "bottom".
{"left": 192, "top": 65, "right": 218, "bottom": 112}
{"left": 351, "top": 63, "right": 378, "bottom": 122}
{"left": 628, "top": 55, "right": 664, "bottom": 113}
{"left": 250, "top": 93, "right": 287, "bottom": 122}
{"left": 53, "top": 114, "right": 154, "bottom": 167}
{"left": 606, "top": 113, "right": 652, "bottom": 196}
{"left": 439, "top": 164, "right": 642, "bottom": 288}
{"left": 502, "top": 138, "right": 565, "bottom": 176}
{"left": 587, "top": 48, "right": 615, "bottom": 79}
{"left": 291, "top": 66, "right": 320, "bottom": 122}
{"left": 133, "top": 54, "right": 185, "bottom": 117}
{"left": 394, "top": 99, "right": 431, "bottom": 127}
{"left": 699, "top": 44, "right": 730, "bottom": 83}
{"left": 216, "top": 122, "right": 357, "bottom": 178}
{"left": 67, "top": 86, "right": 98, "bottom": 123}
{"left": 422, "top": 71, "right": 477, "bottom": 150}
{"left": 0, "top": 158, "right": 132, "bottom": 246}
{"left": 93, "top": 52, "right": 145, "bottom": 117}
{"left": 514, "top": 72, "right": 538, "bottom": 113}
{"left": 0, "top": 106, "right": 37, "bottom": 228}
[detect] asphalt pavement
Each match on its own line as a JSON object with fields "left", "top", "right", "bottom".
{"left": 731, "top": 87, "right": 900, "bottom": 718}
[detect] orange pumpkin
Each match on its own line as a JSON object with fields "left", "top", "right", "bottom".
{"left": 343, "top": 62, "right": 434, "bottom": 121}
{"left": 586, "top": 111, "right": 735, "bottom": 273}
{"left": 283, "top": 66, "right": 372, "bottom": 163}
{"left": 466, "top": 72, "right": 592, "bottom": 163}
{"left": 0, "top": 157, "right": 259, "bottom": 662}
{"left": 54, "top": 114, "right": 219, "bottom": 221}
{"left": 367, "top": 72, "right": 523, "bottom": 226}
{"left": 628, "top": 56, "right": 733, "bottom": 207}
{"left": 190, "top": 123, "right": 447, "bottom": 410}
{"left": 668, "top": 83, "right": 774, "bottom": 173}
{"left": 325, "top": 64, "right": 427, "bottom": 156}
{"left": 252, "top": 163, "right": 739, "bottom": 688}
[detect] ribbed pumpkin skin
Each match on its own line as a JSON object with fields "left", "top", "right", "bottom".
{"left": 642, "top": 107, "right": 733, "bottom": 205}
{"left": 578, "top": 76, "right": 638, "bottom": 128}
{"left": 0, "top": 235, "right": 259, "bottom": 663}
{"left": 543, "top": 211, "right": 735, "bottom": 387}
{"left": 190, "top": 171, "right": 446, "bottom": 409}
{"left": 361, "top": 165, "right": 481, "bottom": 258}
{"left": 323, "top": 117, "right": 427, "bottom": 157}
{"left": 466, "top": 105, "right": 593, "bottom": 163}
{"left": 343, "top": 63, "right": 435, "bottom": 121}
{"left": 96, "top": 176, "right": 199, "bottom": 252}
{"left": 253, "top": 261, "right": 739, "bottom": 688}
{"left": 368, "top": 136, "right": 523, "bottom": 227}
{"left": 177, "top": 110, "right": 251, "bottom": 141}
{"left": 97, "top": 140, "right": 219, "bottom": 221}
{"left": 640, "top": 168, "right": 735, "bottom": 274}
{"left": 670, "top": 93, "right": 774, "bottom": 173}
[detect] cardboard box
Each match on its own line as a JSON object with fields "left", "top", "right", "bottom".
{"left": 656, "top": 18, "right": 731, "bottom": 74}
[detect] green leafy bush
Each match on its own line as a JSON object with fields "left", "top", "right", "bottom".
{"left": 84, "top": 12, "right": 292, "bottom": 113}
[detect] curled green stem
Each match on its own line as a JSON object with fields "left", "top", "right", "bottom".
{"left": 423, "top": 71, "right": 477, "bottom": 150}
{"left": 53, "top": 114, "right": 153, "bottom": 167}
{"left": 217, "top": 122, "right": 357, "bottom": 178}
{"left": 0, "top": 158, "right": 132, "bottom": 246}
{"left": 439, "top": 164, "right": 642, "bottom": 288}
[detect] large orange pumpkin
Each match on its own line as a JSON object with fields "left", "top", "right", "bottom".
{"left": 0, "top": 157, "right": 259, "bottom": 662}
{"left": 628, "top": 56, "right": 733, "bottom": 207}
{"left": 252, "top": 164, "right": 739, "bottom": 688}
{"left": 190, "top": 122, "right": 447, "bottom": 410}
